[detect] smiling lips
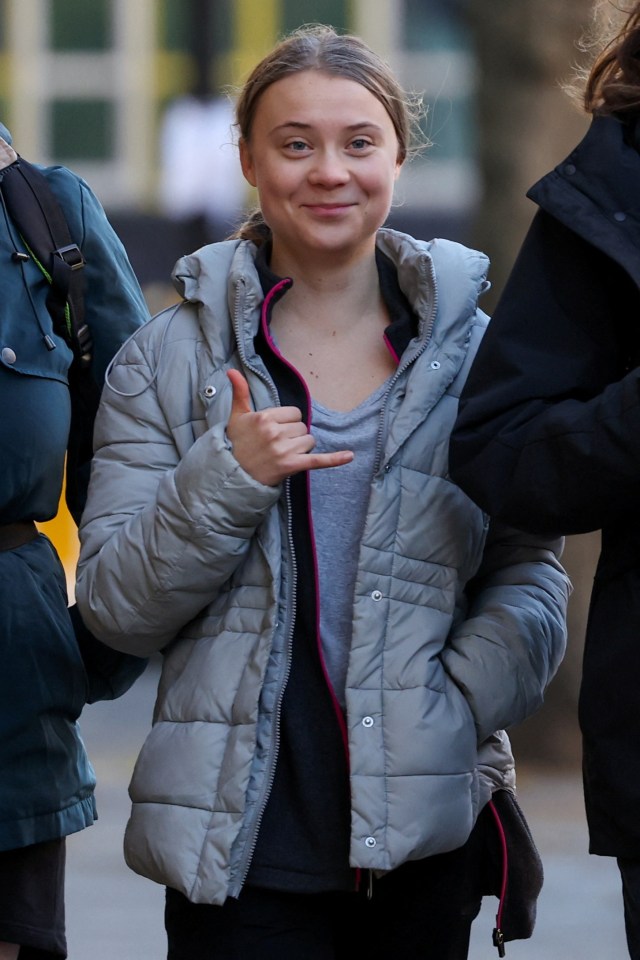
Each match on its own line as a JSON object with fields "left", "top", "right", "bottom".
{"left": 301, "top": 202, "right": 356, "bottom": 216}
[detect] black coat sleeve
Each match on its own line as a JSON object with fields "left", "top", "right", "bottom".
{"left": 449, "top": 209, "right": 640, "bottom": 536}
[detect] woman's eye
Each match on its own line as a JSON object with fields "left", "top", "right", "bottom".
{"left": 350, "top": 138, "right": 372, "bottom": 151}
{"left": 286, "top": 140, "right": 309, "bottom": 152}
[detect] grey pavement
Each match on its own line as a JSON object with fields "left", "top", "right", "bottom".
{"left": 66, "top": 660, "right": 629, "bottom": 959}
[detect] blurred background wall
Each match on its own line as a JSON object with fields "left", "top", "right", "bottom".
{"left": 1, "top": 0, "right": 479, "bottom": 279}
{"left": 0, "top": 0, "right": 601, "bottom": 765}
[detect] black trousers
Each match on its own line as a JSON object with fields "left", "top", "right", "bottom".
{"left": 165, "top": 810, "right": 490, "bottom": 960}
{"left": 0, "top": 838, "right": 66, "bottom": 958}
{"left": 618, "top": 858, "right": 640, "bottom": 959}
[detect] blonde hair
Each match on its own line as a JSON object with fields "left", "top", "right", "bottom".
{"left": 231, "top": 24, "right": 426, "bottom": 244}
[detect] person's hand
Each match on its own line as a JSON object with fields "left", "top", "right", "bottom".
{"left": 226, "top": 369, "right": 354, "bottom": 485}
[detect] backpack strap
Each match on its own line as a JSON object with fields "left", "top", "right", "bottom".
{"left": 0, "top": 156, "right": 91, "bottom": 365}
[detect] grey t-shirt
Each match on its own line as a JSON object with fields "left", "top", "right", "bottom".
{"left": 309, "top": 381, "right": 388, "bottom": 709}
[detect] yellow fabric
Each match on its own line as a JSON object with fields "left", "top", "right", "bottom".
{"left": 36, "top": 486, "right": 79, "bottom": 597}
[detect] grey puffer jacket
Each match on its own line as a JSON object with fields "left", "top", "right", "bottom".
{"left": 76, "top": 229, "right": 570, "bottom": 904}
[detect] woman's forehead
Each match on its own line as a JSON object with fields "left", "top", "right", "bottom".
{"left": 252, "top": 71, "right": 394, "bottom": 133}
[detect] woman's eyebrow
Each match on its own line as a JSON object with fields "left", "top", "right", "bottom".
{"left": 269, "top": 120, "right": 385, "bottom": 134}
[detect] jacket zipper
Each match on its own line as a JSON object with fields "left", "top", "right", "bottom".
{"left": 488, "top": 798, "right": 508, "bottom": 957}
{"left": 228, "top": 276, "right": 299, "bottom": 895}
{"left": 234, "top": 480, "right": 298, "bottom": 893}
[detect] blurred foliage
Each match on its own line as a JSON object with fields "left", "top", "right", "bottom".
{"left": 465, "top": 0, "right": 600, "bottom": 765}
{"left": 465, "top": 0, "right": 594, "bottom": 310}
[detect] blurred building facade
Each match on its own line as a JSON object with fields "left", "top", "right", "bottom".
{"left": 0, "top": 0, "right": 477, "bottom": 247}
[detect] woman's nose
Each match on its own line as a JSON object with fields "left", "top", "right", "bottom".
{"left": 308, "top": 150, "right": 350, "bottom": 185}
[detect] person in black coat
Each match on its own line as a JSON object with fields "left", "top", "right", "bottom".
{"left": 449, "top": 2, "right": 640, "bottom": 957}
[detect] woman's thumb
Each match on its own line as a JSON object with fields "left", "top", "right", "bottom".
{"left": 227, "top": 368, "right": 252, "bottom": 417}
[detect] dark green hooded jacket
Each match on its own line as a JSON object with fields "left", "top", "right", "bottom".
{"left": 0, "top": 123, "right": 149, "bottom": 850}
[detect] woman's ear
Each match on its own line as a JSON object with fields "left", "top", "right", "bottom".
{"left": 239, "top": 138, "right": 257, "bottom": 187}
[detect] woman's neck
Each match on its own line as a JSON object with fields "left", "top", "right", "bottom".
{"left": 268, "top": 245, "right": 396, "bottom": 411}
{"left": 270, "top": 248, "right": 381, "bottom": 330}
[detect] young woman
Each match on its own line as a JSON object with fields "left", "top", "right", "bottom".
{"left": 76, "top": 25, "right": 569, "bottom": 960}
{"left": 450, "top": 3, "right": 640, "bottom": 957}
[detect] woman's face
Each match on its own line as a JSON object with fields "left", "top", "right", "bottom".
{"left": 239, "top": 69, "right": 402, "bottom": 270}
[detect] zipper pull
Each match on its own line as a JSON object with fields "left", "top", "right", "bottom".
{"left": 492, "top": 926, "right": 506, "bottom": 957}
{"left": 367, "top": 869, "right": 374, "bottom": 900}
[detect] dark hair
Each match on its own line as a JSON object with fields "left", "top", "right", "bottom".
{"left": 574, "top": 2, "right": 640, "bottom": 114}
{"left": 231, "top": 23, "right": 425, "bottom": 244}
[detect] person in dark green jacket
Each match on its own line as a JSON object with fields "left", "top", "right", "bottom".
{"left": 0, "top": 123, "right": 149, "bottom": 960}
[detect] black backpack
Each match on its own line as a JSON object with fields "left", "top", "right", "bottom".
{"left": 0, "top": 155, "right": 91, "bottom": 365}
{"left": 0, "top": 154, "right": 100, "bottom": 521}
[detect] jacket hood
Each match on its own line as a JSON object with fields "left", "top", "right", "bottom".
{"left": 172, "top": 237, "right": 262, "bottom": 369}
